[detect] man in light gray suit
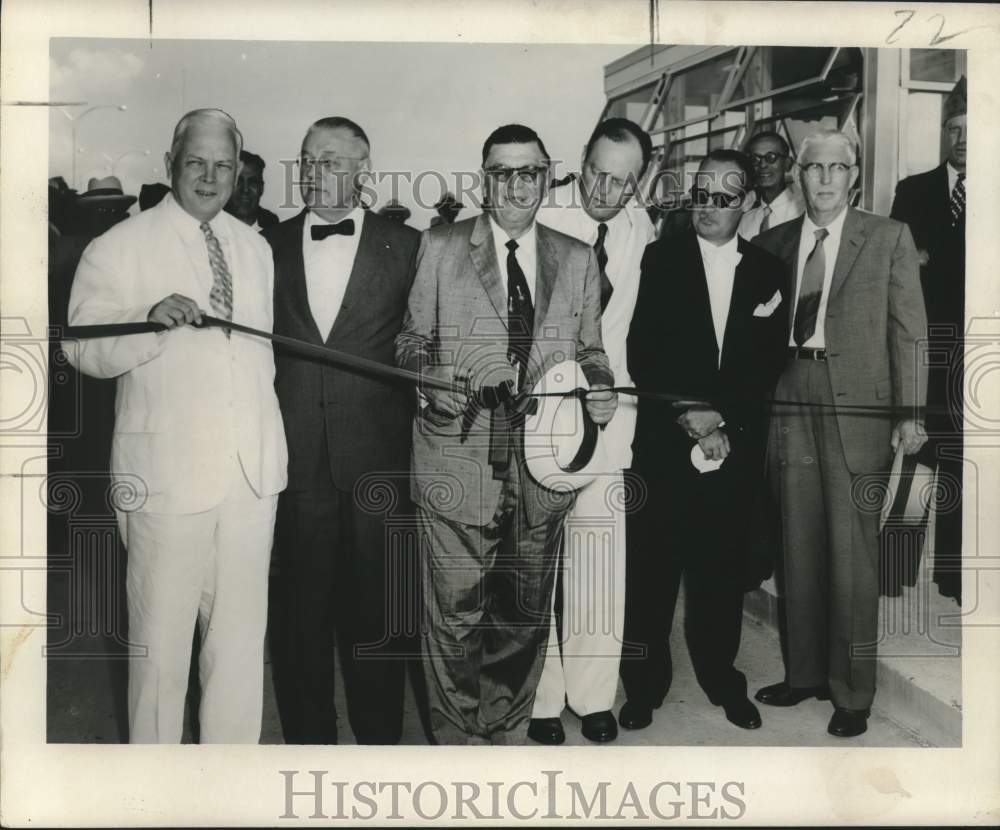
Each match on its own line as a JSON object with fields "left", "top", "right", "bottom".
{"left": 396, "top": 123, "right": 616, "bottom": 744}
{"left": 753, "top": 129, "right": 928, "bottom": 738}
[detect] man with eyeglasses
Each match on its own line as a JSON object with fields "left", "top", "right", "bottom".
{"left": 623, "top": 149, "right": 788, "bottom": 734}
{"left": 889, "top": 76, "right": 966, "bottom": 604}
{"left": 263, "top": 116, "right": 421, "bottom": 745}
{"left": 738, "top": 131, "right": 805, "bottom": 240}
{"left": 64, "top": 108, "right": 288, "bottom": 743}
{"left": 753, "top": 129, "right": 928, "bottom": 738}
{"left": 396, "top": 123, "right": 616, "bottom": 745}
{"left": 527, "top": 117, "right": 655, "bottom": 745}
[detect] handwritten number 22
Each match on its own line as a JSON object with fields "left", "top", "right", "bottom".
{"left": 887, "top": 10, "right": 979, "bottom": 46}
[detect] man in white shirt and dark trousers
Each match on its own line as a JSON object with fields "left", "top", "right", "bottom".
{"left": 739, "top": 131, "right": 805, "bottom": 241}
{"left": 530, "top": 118, "right": 655, "bottom": 744}
{"left": 623, "top": 150, "right": 788, "bottom": 732}
{"left": 66, "top": 109, "right": 288, "bottom": 743}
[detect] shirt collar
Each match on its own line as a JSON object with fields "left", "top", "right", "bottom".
{"left": 802, "top": 204, "right": 848, "bottom": 241}
{"left": 489, "top": 213, "right": 536, "bottom": 256}
{"left": 572, "top": 176, "right": 635, "bottom": 234}
{"left": 696, "top": 232, "right": 741, "bottom": 263}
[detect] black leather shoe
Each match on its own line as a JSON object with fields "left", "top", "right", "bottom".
{"left": 828, "top": 707, "right": 870, "bottom": 738}
{"left": 581, "top": 710, "right": 618, "bottom": 743}
{"left": 754, "top": 681, "right": 831, "bottom": 707}
{"left": 527, "top": 717, "right": 565, "bottom": 745}
{"left": 618, "top": 700, "right": 654, "bottom": 730}
{"left": 721, "top": 697, "right": 762, "bottom": 729}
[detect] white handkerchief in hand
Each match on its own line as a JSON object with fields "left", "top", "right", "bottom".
{"left": 752, "top": 289, "right": 782, "bottom": 318}
{"left": 690, "top": 442, "right": 725, "bottom": 474}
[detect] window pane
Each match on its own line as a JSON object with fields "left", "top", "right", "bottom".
{"left": 607, "top": 81, "right": 663, "bottom": 132}
{"left": 910, "top": 49, "right": 957, "bottom": 83}
{"left": 906, "top": 92, "right": 944, "bottom": 176}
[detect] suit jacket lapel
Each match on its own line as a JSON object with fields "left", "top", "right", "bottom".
{"left": 829, "top": 208, "right": 865, "bottom": 301}
{"left": 778, "top": 215, "right": 806, "bottom": 330}
{"left": 327, "top": 212, "right": 375, "bottom": 343}
{"left": 684, "top": 232, "right": 720, "bottom": 370}
{"left": 469, "top": 213, "right": 508, "bottom": 326}
{"left": 533, "top": 225, "right": 559, "bottom": 333}
{"left": 720, "top": 239, "right": 754, "bottom": 370}
{"left": 277, "top": 211, "right": 325, "bottom": 343}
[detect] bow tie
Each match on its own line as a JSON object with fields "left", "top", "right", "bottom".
{"left": 311, "top": 219, "right": 355, "bottom": 240}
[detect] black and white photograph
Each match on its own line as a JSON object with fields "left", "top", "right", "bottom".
{"left": 2, "top": 0, "right": 999, "bottom": 826}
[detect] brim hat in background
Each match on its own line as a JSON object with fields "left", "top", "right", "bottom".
{"left": 76, "top": 175, "right": 137, "bottom": 209}
{"left": 942, "top": 75, "right": 967, "bottom": 124}
{"left": 523, "top": 360, "right": 609, "bottom": 492}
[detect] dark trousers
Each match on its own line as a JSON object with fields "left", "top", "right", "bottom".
{"left": 769, "top": 360, "right": 881, "bottom": 710}
{"left": 417, "top": 464, "right": 567, "bottom": 745}
{"left": 272, "top": 474, "right": 416, "bottom": 744}
{"left": 621, "top": 465, "right": 751, "bottom": 709}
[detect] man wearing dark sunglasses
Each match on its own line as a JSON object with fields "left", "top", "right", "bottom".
{"left": 739, "top": 131, "right": 805, "bottom": 240}
{"left": 624, "top": 149, "right": 789, "bottom": 734}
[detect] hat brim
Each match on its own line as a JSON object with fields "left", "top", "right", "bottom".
{"left": 77, "top": 193, "right": 137, "bottom": 207}
{"left": 523, "top": 360, "right": 609, "bottom": 492}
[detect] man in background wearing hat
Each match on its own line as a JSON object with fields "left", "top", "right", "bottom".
{"left": 753, "top": 129, "right": 927, "bottom": 738}
{"left": 65, "top": 108, "right": 288, "bottom": 743}
{"left": 263, "top": 116, "right": 420, "bottom": 745}
{"left": 624, "top": 149, "right": 788, "bottom": 733}
{"left": 739, "top": 130, "right": 805, "bottom": 240}
{"left": 75, "top": 175, "right": 137, "bottom": 237}
{"left": 889, "top": 76, "right": 967, "bottom": 603}
{"left": 429, "top": 192, "right": 463, "bottom": 227}
{"left": 225, "top": 150, "right": 279, "bottom": 231}
{"left": 396, "top": 123, "right": 615, "bottom": 744}
{"left": 528, "top": 117, "right": 655, "bottom": 745}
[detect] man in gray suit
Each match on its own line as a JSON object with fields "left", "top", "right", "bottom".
{"left": 753, "top": 129, "right": 928, "bottom": 738}
{"left": 396, "top": 123, "right": 616, "bottom": 744}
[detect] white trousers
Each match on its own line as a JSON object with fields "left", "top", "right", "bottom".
{"left": 532, "top": 471, "right": 627, "bottom": 718}
{"left": 121, "top": 458, "right": 277, "bottom": 743}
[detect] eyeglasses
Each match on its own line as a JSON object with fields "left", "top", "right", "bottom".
{"left": 484, "top": 166, "right": 547, "bottom": 186}
{"left": 298, "top": 155, "right": 368, "bottom": 175}
{"left": 799, "top": 162, "right": 853, "bottom": 179}
{"left": 688, "top": 187, "right": 746, "bottom": 209}
{"left": 750, "top": 151, "right": 788, "bottom": 166}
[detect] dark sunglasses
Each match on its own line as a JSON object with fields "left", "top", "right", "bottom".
{"left": 688, "top": 187, "right": 746, "bottom": 209}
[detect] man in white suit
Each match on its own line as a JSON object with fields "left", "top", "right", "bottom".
{"left": 531, "top": 118, "right": 656, "bottom": 744}
{"left": 66, "top": 108, "right": 288, "bottom": 743}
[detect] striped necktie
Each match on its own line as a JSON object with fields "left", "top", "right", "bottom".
{"left": 949, "top": 173, "right": 965, "bottom": 228}
{"left": 759, "top": 204, "right": 772, "bottom": 233}
{"left": 792, "top": 227, "right": 829, "bottom": 346}
{"left": 200, "top": 221, "right": 233, "bottom": 334}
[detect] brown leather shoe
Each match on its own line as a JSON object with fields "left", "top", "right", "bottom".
{"left": 754, "top": 681, "right": 831, "bottom": 707}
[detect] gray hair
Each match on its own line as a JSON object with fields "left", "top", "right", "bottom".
{"left": 169, "top": 108, "right": 243, "bottom": 162}
{"left": 798, "top": 129, "right": 857, "bottom": 167}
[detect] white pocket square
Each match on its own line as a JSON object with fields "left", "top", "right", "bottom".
{"left": 753, "top": 290, "right": 782, "bottom": 318}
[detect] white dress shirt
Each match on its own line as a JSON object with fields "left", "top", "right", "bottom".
{"left": 739, "top": 182, "right": 806, "bottom": 240}
{"left": 790, "top": 206, "right": 849, "bottom": 348}
{"left": 537, "top": 176, "right": 656, "bottom": 467}
{"left": 489, "top": 214, "right": 537, "bottom": 302}
{"left": 303, "top": 206, "right": 365, "bottom": 340}
{"left": 696, "top": 234, "right": 743, "bottom": 365}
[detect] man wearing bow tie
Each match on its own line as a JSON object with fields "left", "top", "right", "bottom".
{"left": 624, "top": 149, "right": 788, "bottom": 733}
{"left": 263, "top": 117, "right": 421, "bottom": 744}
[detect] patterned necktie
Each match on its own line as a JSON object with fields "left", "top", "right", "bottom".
{"left": 792, "top": 227, "right": 829, "bottom": 346}
{"left": 594, "top": 222, "right": 614, "bottom": 312}
{"left": 949, "top": 173, "right": 965, "bottom": 228}
{"left": 759, "top": 204, "right": 772, "bottom": 233}
{"left": 505, "top": 239, "right": 534, "bottom": 386}
{"left": 200, "top": 221, "right": 233, "bottom": 335}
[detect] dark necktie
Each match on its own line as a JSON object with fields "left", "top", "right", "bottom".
{"left": 792, "top": 227, "right": 829, "bottom": 347}
{"left": 759, "top": 204, "right": 772, "bottom": 233}
{"left": 594, "top": 222, "right": 614, "bottom": 312}
{"left": 949, "top": 173, "right": 965, "bottom": 228}
{"left": 199, "top": 221, "right": 233, "bottom": 337}
{"left": 505, "top": 239, "right": 534, "bottom": 386}
{"left": 311, "top": 218, "right": 355, "bottom": 240}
